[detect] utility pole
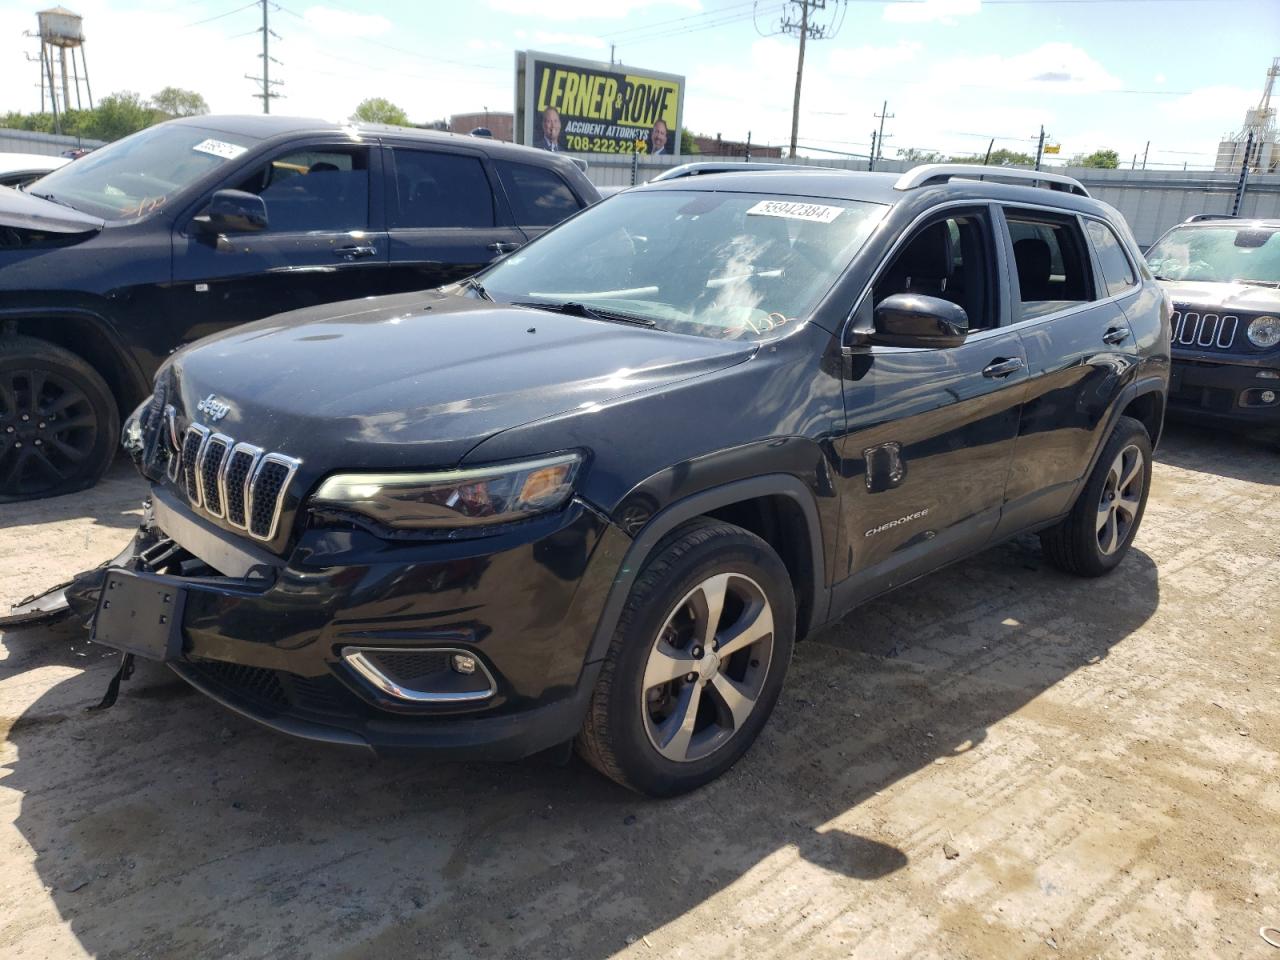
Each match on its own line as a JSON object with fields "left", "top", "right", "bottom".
{"left": 1034, "top": 125, "right": 1046, "bottom": 171}
{"left": 745, "top": 130, "right": 752, "bottom": 163}
{"left": 874, "top": 100, "right": 893, "bottom": 165}
{"left": 983, "top": 137, "right": 994, "bottom": 165}
{"left": 1142, "top": 140, "right": 1150, "bottom": 170}
{"left": 609, "top": 43, "right": 615, "bottom": 65}
{"left": 869, "top": 130, "right": 876, "bottom": 171}
{"left": 1232, "top": 130, "right": 1255, "bottom": 216}
{"left": 245, "top": 0, "right": 283, "bottom": 114}
{"left": 777, "top": 1, "right": 844, "bottom": 158}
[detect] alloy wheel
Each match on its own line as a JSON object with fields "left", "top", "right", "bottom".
{"left": 0, "top": 367, "right": 99, "bottom": 497}
{"left": 1097, "top": 443, "right": 1143, "bottom": 556}
{"left": 641, "top": 572, "right": 775, "bottom": 763}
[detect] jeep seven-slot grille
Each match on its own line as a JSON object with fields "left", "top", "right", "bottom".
{"left": 1172, "top": 307, "right": 1239, "bottom": 351}
{"left": 168, "top": 422, "right": 300, "bottom": 543}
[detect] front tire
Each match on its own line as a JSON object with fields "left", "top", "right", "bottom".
{"left": 1040, "top": 415, "right": 1152, "bottom": 577}
{"left": 0, "top": 335, "right": 118, "bottom": 503}
{"left": 576, "top": 519, "right": 795, "bottom": 797}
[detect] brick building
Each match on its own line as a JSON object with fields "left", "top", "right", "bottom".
{"left": 690, "top": 133, "right": 783, "bottom": 159}
{"left": 450, "top": 111, "right": 514, "bottom": 141}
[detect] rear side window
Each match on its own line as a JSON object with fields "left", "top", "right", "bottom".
{"left": 1085, "top": 219, "right": 1137, "bottom": 297}
{"left": 494, "top": 160, "right": 581, "bottom": 227}
{"left": 391, "top": 149, "right": 494, "bottom": 229}
{"left": 233, "top": 146, "right": 369, "bottom": 233}
{"left": 1005, "top": 212, "right": 1095, "bottom": 319}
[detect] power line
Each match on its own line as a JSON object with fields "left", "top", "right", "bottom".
{"left": 184, "top": 1, "right": 258, "bottom": 29}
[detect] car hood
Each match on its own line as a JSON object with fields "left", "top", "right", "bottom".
{"left": 168, "top": 290, "right": 757, "bottom": 472}
{"left": 0, "top": 185, "right": 104, "bottom": 235}
{"left": 1157, "top": 279, "right": 1280, "bottom": 313}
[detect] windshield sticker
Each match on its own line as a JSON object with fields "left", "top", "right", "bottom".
{"left": 746, "top": 200, "right": 843, "bottom": 224}
{"left": 193, "top": 138, "right": 247, "bottom": 160}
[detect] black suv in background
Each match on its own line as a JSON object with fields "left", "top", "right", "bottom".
{"left": 0, "top": 115, "right": 598, "bottom": 501}
{"left": 1144, "top": 216, "right": 1280, "bottom": 441}
{"left": 68, "top": 164, "right": 1167, "bottom": 796}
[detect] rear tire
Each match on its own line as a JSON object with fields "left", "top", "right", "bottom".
{"left": 0, "top": 335, "right": 118, "bottom": 503}
{"left": 1040, "top": 415, "right": 1152, "bottom": 577}
{"left": 576, "top": 518, "right": 795, "bottom": 797}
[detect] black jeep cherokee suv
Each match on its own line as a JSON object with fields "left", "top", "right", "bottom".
{"left": 77, "top": 164, "right": 1168, "bottom": 796}
{"left": 0, "top": 115, "right": 598, "bottom": 502}
{"left": 1144, "top": 216, "right": 1280, "bottom": 441}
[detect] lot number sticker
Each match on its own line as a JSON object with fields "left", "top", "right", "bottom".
{"left": 193, "top": 138, "right": 248, "bottom": 160}
{"left": 746, "top": 200, "right": 844, "bottom": 223}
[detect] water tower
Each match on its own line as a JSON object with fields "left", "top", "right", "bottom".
{"left": 34, "top": 6, "right": 93, "bottom": 119}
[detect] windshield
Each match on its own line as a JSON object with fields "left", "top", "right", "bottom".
{"left": 1146, "top": 225, "right": 1280, "bottom": 285}
{"left": 28, "top": 123, "right": 260, "bottom": 221}
{"left": 480, "top": 189, "right": 886, "bottom": 339}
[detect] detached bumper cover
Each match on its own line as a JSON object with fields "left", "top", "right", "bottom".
{"left": 82, "top": 489, "right": 628, "bottom": 759}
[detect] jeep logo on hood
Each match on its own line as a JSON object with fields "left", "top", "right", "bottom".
{"left": 196, "top": 394, "right": 232, "bottom": 422}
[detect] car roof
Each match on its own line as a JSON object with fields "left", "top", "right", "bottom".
{"left": 1167, "top": 217, "right": 1280, "bottom": 229}
{"left": 633, "top": 166, "right": 1115, "bottom": 216}
{"left": 0, "top": 152, "right": 69, "bottom": 176}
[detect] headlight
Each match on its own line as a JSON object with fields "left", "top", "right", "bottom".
{"left": 1247, "top": 315, "right": 1280, "bottom": 349}
{"left": 310, "top": 453, "right": 583, "bottom": 531}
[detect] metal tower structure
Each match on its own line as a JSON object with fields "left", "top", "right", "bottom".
{"left": 26, "top": 7, "right": 93, "bottom": 132}
{"left": 1216, "top": 56, "right": 1278, "bottom": 173}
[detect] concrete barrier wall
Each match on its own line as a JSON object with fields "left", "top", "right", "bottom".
{"left": 578, "top": 154, "right": 1280, "bottom": 248}
{"left": 0, "top": 128, "right": 105, "bottom": 157}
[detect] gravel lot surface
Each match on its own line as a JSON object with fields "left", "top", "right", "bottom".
{"left": 2, "top": 423, "right": 1277, "bottom": 960}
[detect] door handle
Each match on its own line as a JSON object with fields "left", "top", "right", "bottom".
{"left": 982, "top": 357, "right": 1025, "bottom": 379}
{"left": 1102, "top": 326, "right": 1129, "bottom": 345}
{"left": 334, "top": 244, "right": 377, "bottom": 260}
{"left": 487, "top": 241, "right": 521, "bottom": 254}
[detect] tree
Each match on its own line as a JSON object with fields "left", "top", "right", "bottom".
{"left": 678, "top": 127, "right": 701, "bottom": 154}
{"left": 351, "top": 98, "right": 410, "bottom": 126}
{"left": 152, "top": 87, "right": 209, "bottom": 118}
{"left": 896, "top": 147, "right": 944, "bottom": 163}
{"left": 1073, "top": 148, "right": 1120, "bottom": 169}
{"left": 79, "top": 92, "right": 164, "bottom": 141}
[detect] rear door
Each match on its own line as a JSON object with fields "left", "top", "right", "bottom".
{"left": 491, "top": 158, "right": 588, "bottom": 242}
{"left": 171, "top": 140, "right": 388, "bottom": 344}
{"left": 833, "top": 205, "right": 1028, "bottom": 608}
{"left": 994, "top": 206, "right": 1140, "bottom": 536}
{"left": 381, "top": 144, "right": 525, "bottom": 293}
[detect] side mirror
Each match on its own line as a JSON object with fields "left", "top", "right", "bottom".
{"left": 195, "top": 189, "right": 268, "bottom": 234}
{"left": 872, "top": 293, "right": 969, "bottom": 348}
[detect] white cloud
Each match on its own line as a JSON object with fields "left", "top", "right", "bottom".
{"left": 302, "top": 6, "right": 392, "bottom": 38}
{"left": 934, "top": 42, "right": 1120, "bottom": 95}
{"left": 884, "top": 0, "right": 980, "bottom": 25}
{"left": 1159, "top": 85, "right": 1254, "bottom": 126}
{"left": 532, "top": 31, "right": 609, "bottom": 51}
{"left": 488, "top": 0, "right": 700, "bottom": 22}
{"left": 828, "top": 42, "right": 922, "bottom": 78}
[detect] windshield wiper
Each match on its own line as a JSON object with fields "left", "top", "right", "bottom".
{"left": 460, "top": 277, "right": 492, "bottom": 300}
{"left": 27, "top": 190, "right": 75, "bottom": 209}
{"left": 513, "top": 299, "right": 656, "bottom": 328}
{"left": 1232, "top": 278, "right": 1280, "bottom": 288}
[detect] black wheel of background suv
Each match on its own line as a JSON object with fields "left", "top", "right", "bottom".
{"left": 576, "top": 518, "right": 795, "bottom": 797}
{"left": 1040, "top": 415, "right": 1152, "bottom": 578}
{"left": 0, "top": 335, "right": 118, "bottom": 503}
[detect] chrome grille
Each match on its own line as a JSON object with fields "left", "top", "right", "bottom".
{"left": 163, "top": 421, "right": 300, "bottom": 543}
{"left": 1172, "top": 307, "right": 1239, "bottom": 350}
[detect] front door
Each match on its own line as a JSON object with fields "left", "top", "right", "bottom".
{"left": 832, "top": 207, "right": 1028, "bottom": 610}
{"left": 381, "top": 144, "right": 525, "bottom": 294}
{"left": 170, "top": 141, "right": 389, "bottom": 346}
{"left": 993, "top": 208, "right": 1141, "bottom": 536}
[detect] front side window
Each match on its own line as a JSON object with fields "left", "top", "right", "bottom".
{"left": 481, "top": 190, "right": 886, "bottom": 340}
{"left": 25, "top": 123, "right": 261, "bottom": 220}
{"left": 1005, "top": 212, "right": 1094, "bottom": 319}
{"left": 231, "top": 146, "right": 369, "bottom": 233}
{"left": 873, "top": 211, "right": 996, "bottom": 331}
{"left": 391, "top": 149, "right": 494, "bottom": 229}
{"left": 1085, "top": 219, "right": 1137, "bottom": 297}
{"left": 494, "top": 160, "right": 580, "bottom": 227}
{"left": 1145, "top": 225, "right": 1280, "bottom": 285}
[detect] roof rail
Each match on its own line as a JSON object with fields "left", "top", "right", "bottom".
{"left": 651, "top": 160, "right": 799, "bottom": 182}
{"left": 894, "top": 163, "right": 1090, "bottom": 197}
{"left": 1184, "top": 213, "right": 1236, "bottom": 223}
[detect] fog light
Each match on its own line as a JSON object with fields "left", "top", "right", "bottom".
{"left": 451, "top": 653, "right": 478, "bottom": 675}
{"left": 1263, "top": 390, "right": 1278, "bottom": 404}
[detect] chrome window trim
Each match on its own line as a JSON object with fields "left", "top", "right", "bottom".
{"left": 221, "top": 442, "right": 264, "bottom": 531}
{"left": 340, "top": 646, "right": 497, "bottom": 704}
{"left": 181, "top": 424, "right": 210, "bottom": 508}
{"left": 246, "top": 451, "right": 302, "bottom": 542}
{"left": 196, "top": 433, "right": 233, "bottom": 518}
{"left": 1080, "top": 214, "right": 1141, "bottom": 297}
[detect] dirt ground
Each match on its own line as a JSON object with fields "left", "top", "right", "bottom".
{"left": 1, "top": 422, "right": 1277, "bottom": 960}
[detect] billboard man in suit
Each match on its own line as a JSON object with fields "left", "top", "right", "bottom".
{"left": 648, "top": 119, "right": 670, "bottom": 156}
{"left": 539, "top": 107, "right": 562, "bottom": 151}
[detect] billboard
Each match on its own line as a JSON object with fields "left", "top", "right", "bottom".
{"left": 515, "top": 50, "right": 685, "bottom": 157}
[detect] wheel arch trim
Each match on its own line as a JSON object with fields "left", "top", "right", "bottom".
{"left": 584, "top": 474, "right": 828, "bottom": 666}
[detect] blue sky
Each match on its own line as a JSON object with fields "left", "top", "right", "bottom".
{"left": 1, "top": 0, "right": 1276, "bottom": 167}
